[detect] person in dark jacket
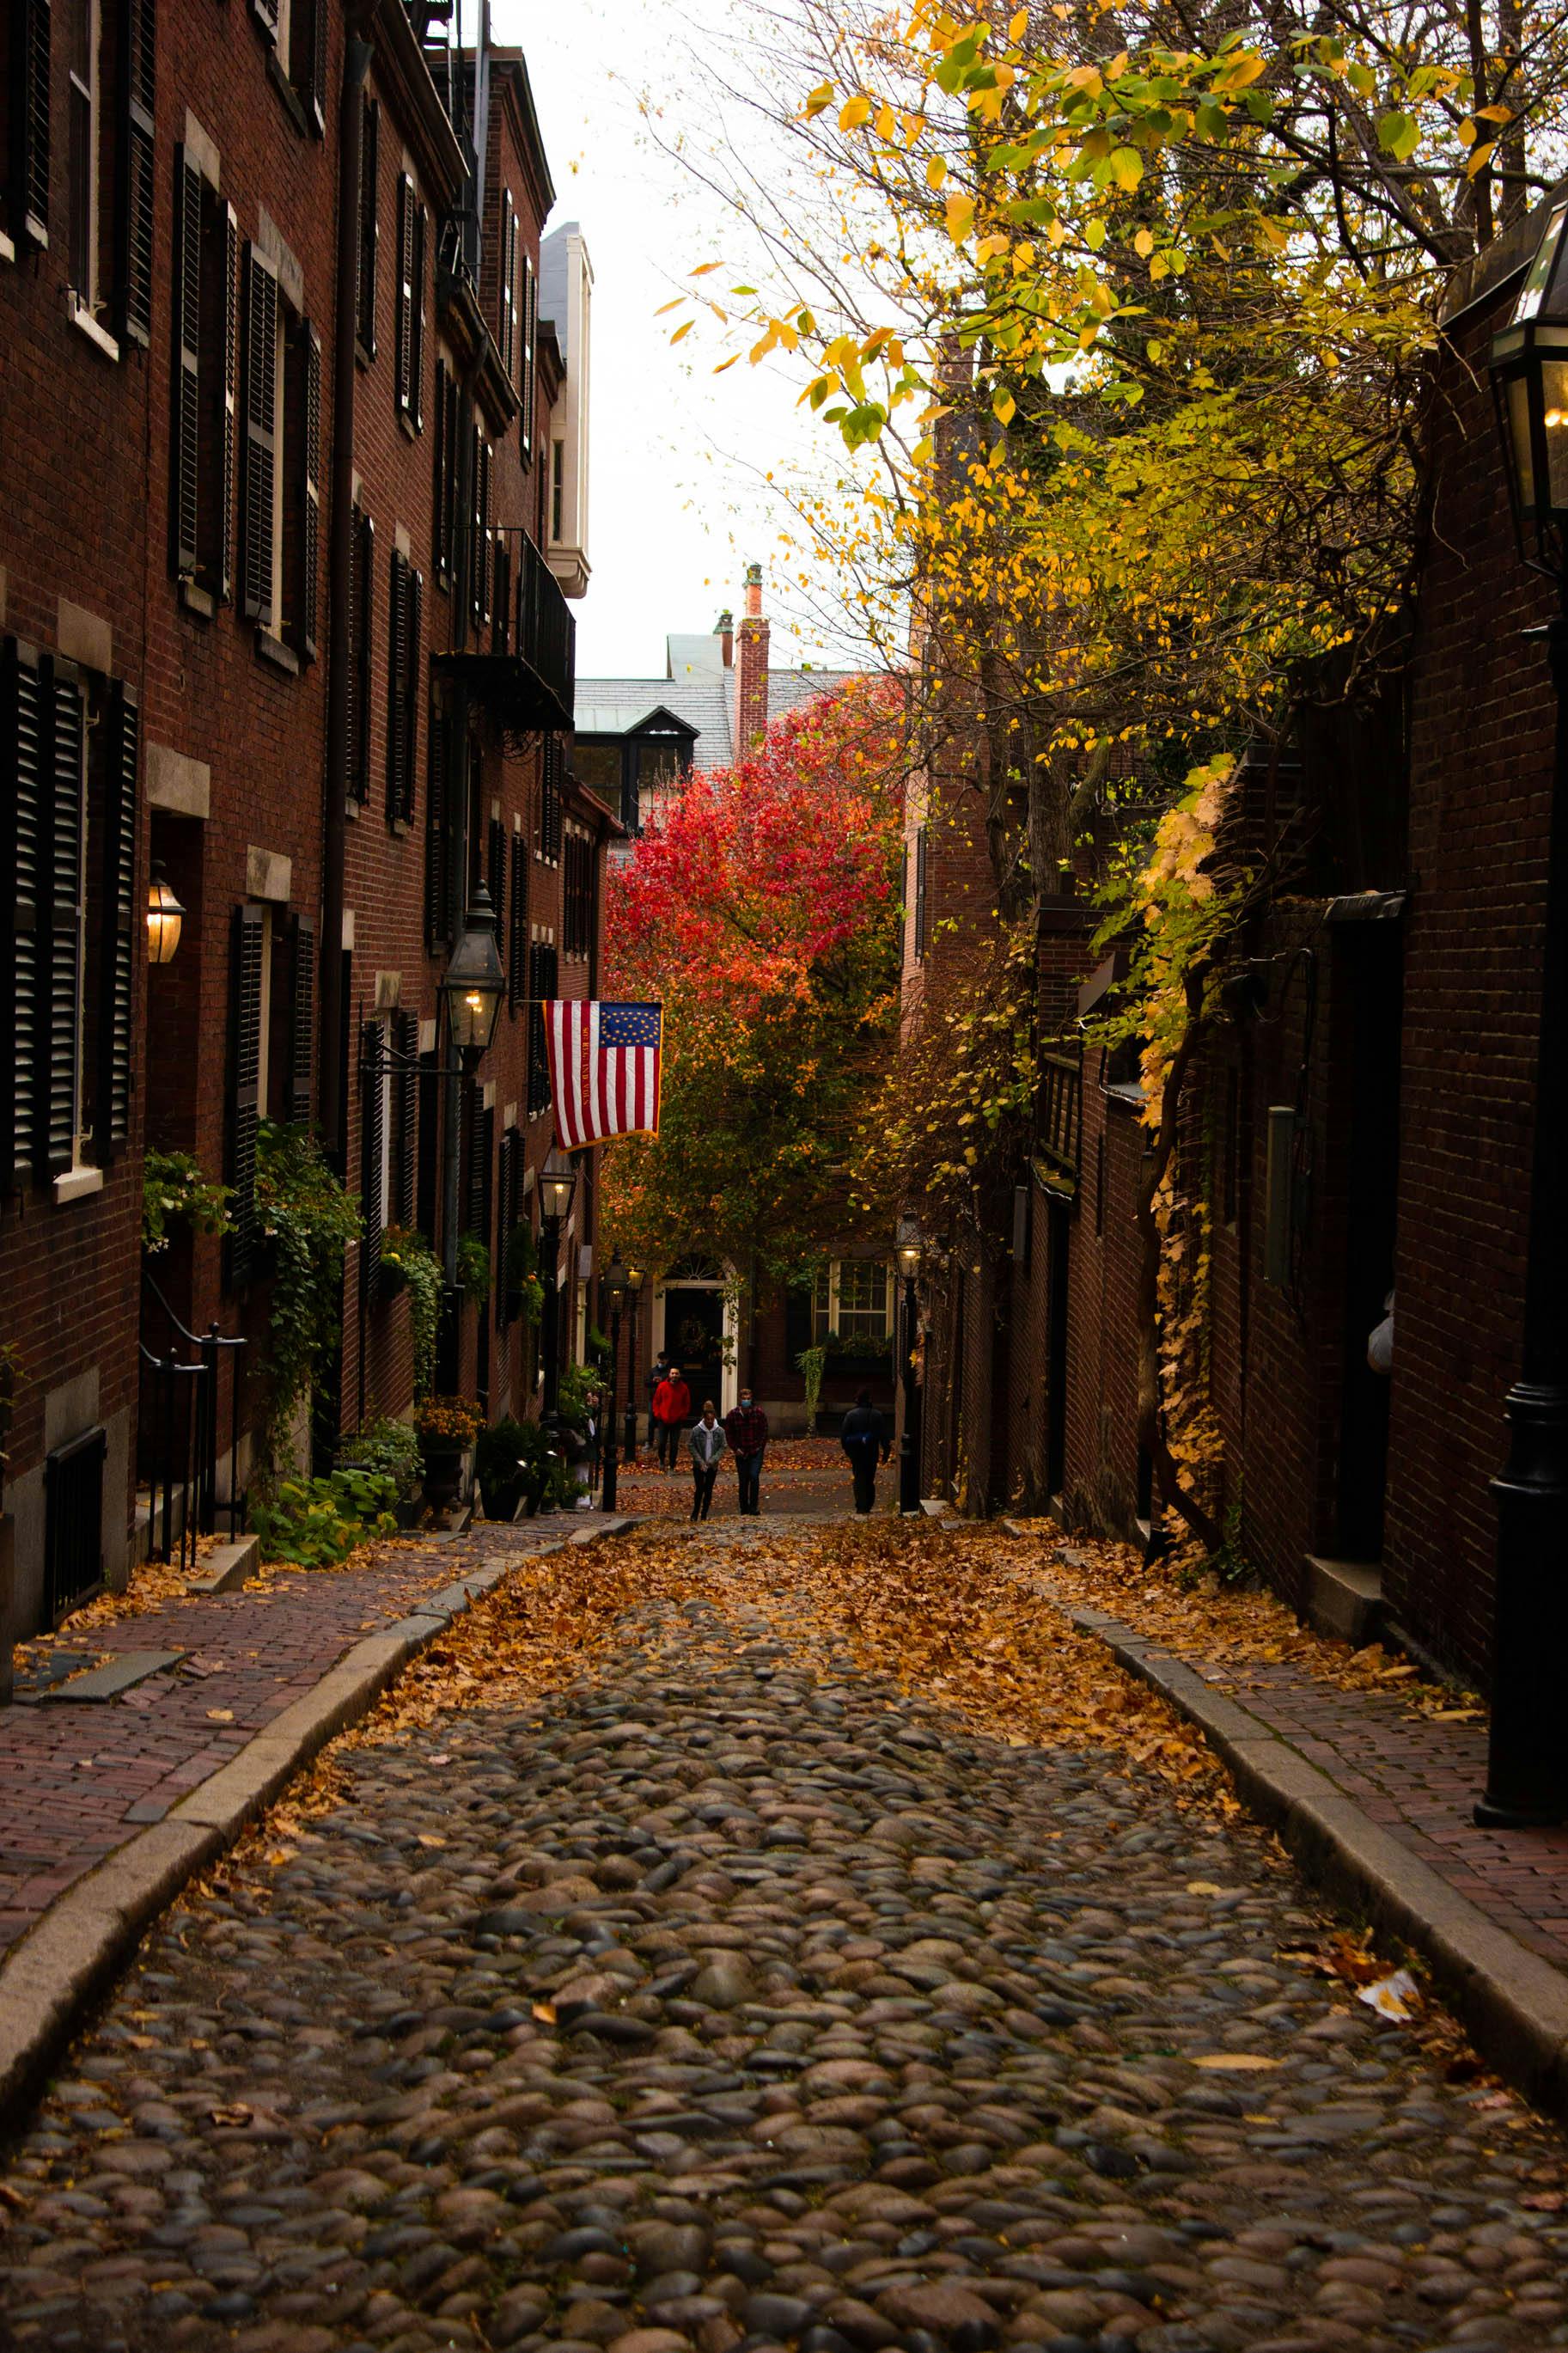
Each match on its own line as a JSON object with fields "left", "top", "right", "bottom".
{"left": 839, "top": 1388, "right": 890, "bottom": 1517}
{"left": 645, "top": 1350, "right": 672, "bottom": 1448}
{"left": 723, "top": 1390, "right": 769, "bottom": 1515}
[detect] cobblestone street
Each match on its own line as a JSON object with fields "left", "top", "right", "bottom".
{"left": 2, "top": 1519, "right": 1565, "bottom": 2353}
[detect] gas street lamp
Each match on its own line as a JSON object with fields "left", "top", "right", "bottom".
{"left": 539, "top": 1148, "right": 577, "bottom": 1419}
{"left": 1478, "top": 198, "right": 1568, "bottom": 1826}
{"left": 601, "top": 1250, "right": 628, "bottom": 1513}
{"left": 895, "top": 1238, "right": 923, "bottom": 1515}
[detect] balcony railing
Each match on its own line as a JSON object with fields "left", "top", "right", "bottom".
{"left": 1035, "top": 1047, "right": 1083, "bottom": 1196}
{"left": 434, "top": 530, "right": 575, "bottom": 743}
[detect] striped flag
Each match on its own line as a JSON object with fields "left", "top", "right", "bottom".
{"left": 543, "top": 1000, "right": 662, "bottom": 1152}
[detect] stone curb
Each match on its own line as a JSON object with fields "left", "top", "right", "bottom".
{"left": 0, "top": 1519, "right": 640, "bottom": 2133}
{"left": 1010, "top": 1546, "right": 1568, "bottom": 2117}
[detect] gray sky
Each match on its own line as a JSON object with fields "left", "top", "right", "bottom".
{"left": 499, "top": 0, "right": 855, "bottom": 680}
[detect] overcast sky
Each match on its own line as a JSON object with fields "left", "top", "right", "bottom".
{"left": 496, "top": 0, "right": 859, "bottom": 681}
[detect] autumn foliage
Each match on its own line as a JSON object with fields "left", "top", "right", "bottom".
{"left": 601, "top": 677, "right": 908, "bottom": 1291}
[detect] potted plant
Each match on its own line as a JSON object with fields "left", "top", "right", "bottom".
{"left": 412, "top": 1395, "right": 483, "bottom": 1517}
{"left": 474, "top": 1417, "right": 529, "bottom": 1521}
{"left": 339, "top": 1417, "right": 424, "bottom": 1530}
{"left": 457, "top": 1233, "right": 491, "bottom": 1305}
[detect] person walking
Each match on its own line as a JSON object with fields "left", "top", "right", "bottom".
{"left": 645, "top": 1349, "right": 671, "bottom": 1449}
{"left": 652, "top": 1363, "right": 691, "bottom": 1471}
{"left": 583, "top": 1389, "right": 602, "bottom": 1496}
{"left": 839, "top": 1387, "right": 890, "bottom": 1517}
{"left": 724, "top": 1388, "right": 769, "bottom": 1516}
{"left": 687, "top": 1399, "right": 726, "bottom": 1521}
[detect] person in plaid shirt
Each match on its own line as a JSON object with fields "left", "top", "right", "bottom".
{"left": 723, "top": 1390, "right": 769, "bottom": 1516}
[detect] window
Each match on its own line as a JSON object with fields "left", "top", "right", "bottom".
{"left": 487, "top": 816, "right": 506, "bottom": 935}
{"left": 252, "top": 0, "right": 327, "bottom": 131}
{"left": 508, "top": 829, "right": 527, "bottom": 1010}
{"left": 361, "top": 1017, "right": 390, "bottom": 1295}
{"left": 355, "top": 93, "right": 378, "bottom": 358}
{"left": 386, "top": 547, "right": 422, "bottom": 825}
{"left": 520, "top": 251, "right": 537, "bottom": 464}
{"left": 500, "top": 190, "right": 518, "bottom": 381}
{"left": 424, "top": 694, "right": 451, "bottom": 950}
{"left": 241, "top": 241, "right": 320, "bottom": 658}
{"left": 65, "top": 0, "right": 101, "bottom": 320}
{"left": 551, "top": 440, "right": 564, "bottom": 542}
{"left": 470, "top": 429, "right": 491, "bottom": 629}
{"left": 432, "top": 357, "right": 458, "bottom": 587}
{"left": 526, "top": 940, "right": 557, "bottom": 1113}
{"left": 392, "top": 1008, "right": 418, "bottom": 1230}
{"left": 813, "top": 1261, "right": 892, "bottom": 1347}
{"left": 0, "top": 645, "right": 137, "bottom": 1195}
{"left": 570, "top": 739, "right": 619, "bottom": 803}
{"left": 345, "top": 503, "right": 373, "bottom": 802}
{"left": 171, "top": 151, "right": 239, "bottom": 604}
{"left": 394, "top": 172, "right": 426, "bottom": 429}
{"left": 118, "top": 0, "right": 156, "bottom": 342}
{"left": 563, "top": 828, "right": 594, "bottom": 960}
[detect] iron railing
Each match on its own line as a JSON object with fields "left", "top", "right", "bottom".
{"left": 139, "top": 1273, "right": 247, "bottom": 1568}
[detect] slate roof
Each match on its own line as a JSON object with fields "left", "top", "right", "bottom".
{"left": 573, "top": 669, "right": 864, "bottom": 775}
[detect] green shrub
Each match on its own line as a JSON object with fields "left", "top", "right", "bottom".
{"left": 338, "top": 1418, "right": 421, "bottom": 1501}
{"left": 252, "top": 1469, "right": 398, "bottom": 1567}
{"left": 142, "top": 1150, "right": 233, "bottom": 1254}
{"left": 457, "top": 1233, "right": 491, "bottom": 1303}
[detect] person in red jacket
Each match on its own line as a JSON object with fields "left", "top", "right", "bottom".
{"left": 723, "top": 1389, "right": 769, "bottom": 1515}
{"left": 651, "top": 1366, "right": 692, "bottom": 1470}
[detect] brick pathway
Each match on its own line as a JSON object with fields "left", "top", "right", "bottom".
{"left": 1094, "top": 1617, "right": 1568, "bottom": 1973}
{"left": 0, "top": 1516, "right": 590, "bottom": 1961}
{"left": 611, "top": 1433, "right": 888, "bottom": 1519}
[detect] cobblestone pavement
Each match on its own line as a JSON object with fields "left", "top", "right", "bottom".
{"left": 3, "top": 1520, "right": 1566, "bottom": 2353}
{"left": 0, "top": 1519, "right": 586, "bottom": 1958}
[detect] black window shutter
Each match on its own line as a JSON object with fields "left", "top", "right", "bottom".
{"left": 351, "top": 509, "right": 374, "bottom": 802}
{"left": 468, "top": 1101, "right": 494, "bottom": 1262}
{"left": 285, "top": 914, "right": 315, "bottom": 1123}
{"left": 488, "top": 816, "right": 505, "bottom": 937}
{"left": 41, "top": 665, "right": 84, "bottom": 1177}
{"left": 527, "top": 944, "right": 546, "bottom": 1111}
{"left": 241, "top": 245, "right": 278, "bottom": 626}
{"left": 215, "top": 200, "right": 239, "bottom": 604}
{"left": 357, "top": 95, "right": 378, "bottom": 355}
{"left": 0, "top": 639, "right": 45, "bottom": 1192}
{"left": 395, "top": 174, "right": 415, "bottom": 419}
{"left": 14, "top": 0, "right": 51, "bottom": 250}
{"left": 225, "top": 906, "right": 265, "bottom": 1287}
{"left": 784, "top": 1280, "right": 813, "bottom": 1364}
{"left": 398, "top": 567, "right": 421, "bottom": 826}
{"left": 362, "top": 1020, "right": 385, "bottom": 1297}
{"left": 386, "top": 547, "right": 407, "bottom": 822}
{"left": 416, "top": 1045, "right": 438, "bottom": 1241}
{"left": 117, "top": 0, "right": 156, "bottom": 345}
{"left": 97, "top": 681, "right": 138, "bottom": 1158}
{"left": 298, "top": 322, "right": 322, "bottom": 660}
{"left": 509, "top": 832, "right": 526, "bottom": 1010}
{"left": 496, "top": 1129, "right": 512, "bottom": 1328}
{"left": 412, "top": 203, "right": 426, "bottom": 431}
{"left": 394, "top": 1009, "right": 418, "bottom": 1230}
{"left": 424, "top": 698, "right": 448, "bottom": 949}
{"left": 432, "top": 359, "right": 448, "bottom": 582}
{"left": 171, "top": 153, "right": 203, "bottom": 578}
{"left": 914, "top": 824, "right": 928, "bottom": 961}
{"left": 492, "top": 538, "right": 510, "bottom": 656}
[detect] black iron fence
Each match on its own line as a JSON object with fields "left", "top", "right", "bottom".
{"left": 139, "top": 1273, "right": 247, "bottom": 1569}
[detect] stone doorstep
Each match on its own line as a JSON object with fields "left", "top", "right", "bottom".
{"left": 42, "top": 1650, "right": 188, "bottom": 1703}
{"left": 1302, "top": 1553, "right": 1385, "bottom": 1647}
{"left": 183, "top": 1535, "right": 260, "bottom": 1595}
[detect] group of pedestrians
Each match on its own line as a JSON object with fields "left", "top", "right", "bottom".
{"left": 643, "top": 1349, "right": 892, "bottom": 1523}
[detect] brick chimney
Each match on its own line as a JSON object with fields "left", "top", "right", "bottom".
{"left": 714, "top": 608, "right": 734, "bottom": 668}
{"left": 734, "top": 563, "right": 770, "bottom": 755}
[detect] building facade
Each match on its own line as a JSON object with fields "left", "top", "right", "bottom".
{"left": 0, "top": 0, "right": 603, "bottom": 1646}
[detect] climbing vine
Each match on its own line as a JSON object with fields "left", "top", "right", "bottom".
{"left": 141, "top": 1150, "right": 233, "bottom": 1255}
{"left": 254, "top": 1122, "right": 362, "bottom": 1475}
{"left": 382, "top": 1226, "right": 443, "bottom": 1400}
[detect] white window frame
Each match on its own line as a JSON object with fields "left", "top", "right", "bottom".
{"left": 812, "top": 1259, "right": 894, "bottom": 1345}
{"left": 67, "top": 0, "right": 105, "bottom": 329}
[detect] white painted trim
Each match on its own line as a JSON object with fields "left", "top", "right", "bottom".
{"left": 53, "top": 1165, "right": 105, "bottom": 1206}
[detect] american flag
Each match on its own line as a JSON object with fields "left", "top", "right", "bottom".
{"left": 542, "top": 1000, "right": 662, "bottom": 1152}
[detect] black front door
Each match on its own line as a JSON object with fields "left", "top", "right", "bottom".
{"left": 663, "top": 1288, "right": 723, "bottom": 1409}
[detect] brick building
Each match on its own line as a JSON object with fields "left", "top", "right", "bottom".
{"left": 0, "top": 0, "right": 606, "bottom": 1646}
{"left": 900, "top": 197, "right": 1562, "bottom": 1694}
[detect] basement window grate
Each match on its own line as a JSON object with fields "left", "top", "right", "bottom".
{"left": 45, "top": 1424, "right": 107, "bottom": 1625}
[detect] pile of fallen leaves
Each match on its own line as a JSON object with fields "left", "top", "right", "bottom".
{"left": 1005, "top": 1520, "right": 1485, "bottom": 1726}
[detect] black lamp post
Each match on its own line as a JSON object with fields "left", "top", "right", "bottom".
{"left": 895, "top": 1240, "right": 923, "bottom": 1515}
{"left": 623, "top": 1262, "right": 644, "bottom": 1461}
{"left": 539, "top": 1149, "right": 577, "bottom": 1421}
{"left": 601, "top": 1250, "right": 627, "bottom": 1513}
{"left": 1478, "top": 197, "right": 1568, "bottom": 1826}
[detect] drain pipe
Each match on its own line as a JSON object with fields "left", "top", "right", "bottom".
{"left": 319, "top": 29, "right": 373, "bottom": 1169}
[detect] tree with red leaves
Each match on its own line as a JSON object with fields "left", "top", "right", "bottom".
{"left": 601, "top": 675, "right": 907, "bottom": 1308}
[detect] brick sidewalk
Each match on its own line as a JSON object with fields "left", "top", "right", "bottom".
{"left": 0, "top": 1517, "right": 589, "bottom": 1960}
{"left": 1029, "top": 1561, "right": 1568, "bottom": 1976}
{"left": 612, "top": 1434, "right": 888, "bottom": 1519}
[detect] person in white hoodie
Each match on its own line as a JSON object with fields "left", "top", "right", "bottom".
{"left": 687, "top": 1399, "right": 727, "bottom": 1522}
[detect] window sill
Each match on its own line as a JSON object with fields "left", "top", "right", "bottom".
{"left": 54, "top": 1164, "right": 105, "bottom": 1207}
{"left": 265, "top": 48, "right": 312, "bottom": 138}
{"left": 355, "top": 338, "right": 375, "bottom": 372}
{"left": 70, "top": 301, "right": 120, "bottom": 364}
{"left": 0, "top": 229, "right": 15, "bottom": 266}
{"left": 397, "top": 408, "right": 420, "bottom": 443}
{"left": 255, "top": 629, "right": 300, "bottom": 676}
{"left": 179, "top": 578, "right": 216, "bottom": 620}
{"left": 388, "top": 816, "right": 411, "bottom": 838}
